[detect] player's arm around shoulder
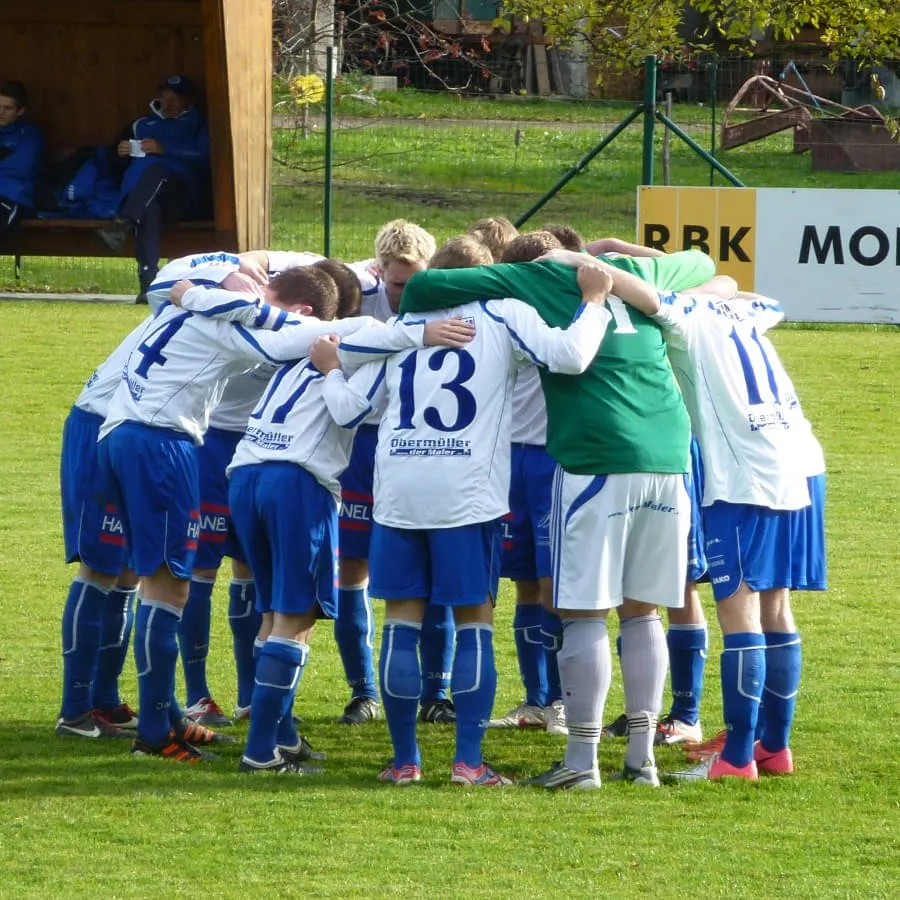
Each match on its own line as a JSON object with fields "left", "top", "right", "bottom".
{"left": 492, "top": 270, "right": 612, "bottom": 375}
{"left": 336, "top": 313, "right": 475, "bottom": 375}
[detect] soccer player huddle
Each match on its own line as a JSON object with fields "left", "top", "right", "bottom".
{"left": 56, "top": 216, "right": 826, "bottom": 788}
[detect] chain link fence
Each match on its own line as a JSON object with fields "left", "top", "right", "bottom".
{"left": 2, "top": 53, "right": 896, "bottom": 295}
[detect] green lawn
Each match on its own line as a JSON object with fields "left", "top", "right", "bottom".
{"left": 0, "top": 304, "right": 897, "bottom": 897}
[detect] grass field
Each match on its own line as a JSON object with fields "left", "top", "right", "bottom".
{"left": 0, "top": 303, "right": 897, "bottom": 898}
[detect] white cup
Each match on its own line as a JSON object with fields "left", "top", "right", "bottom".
{"left": 129, "top": 139, "right": 145, "bottom": 158}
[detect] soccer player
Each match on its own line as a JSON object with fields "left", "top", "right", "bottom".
{"left": 483, "top": 232, "right": 569, "bottom": 737}
{"left": 328, "top": 235, "right": 625, "bottom": 786}
{"left": 227, "top": 297, "right": 405, "bottom": 773}
{"left": 337, "top": 220, "right": 459, "bottom": 727}
{"left": 95, "top": 268, "right": 390, "bottom": 762}
{"left": 148, "top": 250, "right": 362, "bottom": 727}
{"left": 399, "top": 248, "right": 717, "bottom": 789}
{"left": 606, "top": 281, "right": 826, "bottom": 780}
{"left": 56, "top": 264, "right": 273, "bottom": 741}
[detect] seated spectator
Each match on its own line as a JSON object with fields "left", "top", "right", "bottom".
{"left": 96, "top": 75, "right": 210, "bottom": 302}
{"left": 0, "top": 80, "right": 44, "bottom": 237}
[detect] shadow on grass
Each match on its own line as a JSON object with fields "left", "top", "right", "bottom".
{"left": 0, "top": 719, "right": 470, "bottom": 798}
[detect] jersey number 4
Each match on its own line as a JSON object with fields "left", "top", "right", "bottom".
{"left": 396, "top": 348, "right": 477, "bottom": 432}
{"left": 133, "top": 312, "right": 192, "bottom": 378}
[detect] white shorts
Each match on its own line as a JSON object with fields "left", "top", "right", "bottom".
{"left": 550, "top": 469, "right": 690, "bottom": 611}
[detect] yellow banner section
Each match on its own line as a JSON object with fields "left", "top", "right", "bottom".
{"left": 637, "top": 187, "right": 757, "bottom": 289}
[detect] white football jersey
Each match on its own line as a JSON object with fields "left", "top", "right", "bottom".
{"left": 347, "top": 259, "right": 393, "bottom": 322}
{"left": 99, "top": 294, "right": 378, "bottom": 445}
{"left": 338, "top": 298, "right": 610, "bottom": 529}
{"left": 266, "top": 250, "right": 325, "bottom": 274}
{"left": 75, "top": 317, "right": 152, "bottom": 417}
{"left": 227, "top": 362, "right": 378, "bottom": 500}
{"left": 146, "top": 251, "right": 245, "bottom": 312}
{"left": 509, "top": 365, "right": 548, "bottom": 446}
{"left": 654, "top": 292, "right": 816, "bottom": 509}
{"left": 207, "top": 365, "right": 276, "bottom": 433}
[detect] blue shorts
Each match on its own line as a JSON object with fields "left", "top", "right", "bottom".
{"left": 338, "top": 423, "right": 377, "bottom": 560}
{"left": 501, "top": 443, "right": 554, "bottom": 581}
{"left": 369, "top": 519, "right": 502, "bottom": 607}
{"left": 98, "top": 422, "right": 199, "bottom": 580}
{"left": 703, "top": 483, "right": 827, "bottom": 601}
{"left": 194, "top": 426, "right": 245, "bottom": 570}
{"left": 229, "top": 462, "right": 339, "bottom": 618}
{"left": 685, "top": 436, "right": 708, "bottom": 584}
{"left": 789, "top": 474, "right": 828, "bottom": 591}
{"left": 60, "top": 406, "right": 129, "bottom": 575}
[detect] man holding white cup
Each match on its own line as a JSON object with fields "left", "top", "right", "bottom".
{"left": 96, "top": 75, "right": 211, "bottom": 303}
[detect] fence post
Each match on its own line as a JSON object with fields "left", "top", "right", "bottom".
{"left": 323, "top": 45, "right": 335, "bottom": 257}
{"left": 642, "top": 55, "right": 657, "bottom": 185}
{"left": 709, "top": 55, "right": 718, "bottom": 186}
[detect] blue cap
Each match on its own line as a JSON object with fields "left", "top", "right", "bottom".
{"left": 158, "top": 75, "right": 194, "bottom": 96}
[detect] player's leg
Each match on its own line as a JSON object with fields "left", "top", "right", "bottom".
{"left": 659, "top": 441, "right": 709, "bottom": 745}
{"left": 611, "top": 473, "right": 689, "bottom": 785}
{"left": 489, "top": 578, "right": 547, "bottom": 728}
{"left": 672, "top": 500, "right": 770, "bottom": 781}
{"left": 58, "top": 407, "right": 132, "bottom": 737}
{"left": 104, "top": 423, "right": 210, "bottom": 761}
{"left": 419, "top": 603, "right": 456, "bottom": 723}
{"left": 753, "top": 473, "right": 826, "bottom": 774}
{"left": 370, "top": 524, "right": 428, "bottom": 783}
{"left": 335, "top": 424, "right": 379, "bottom": 724}
{"left": 228, "top": 558, "right": 261, "bottom": 721}
{"left": 92, "top": 566, "right": 139, "bottom": 730}
{"left": 181, "top": 427, "right": 243, "bottom": 725}
{"left": 431, "top": 521, "right": 510, "bottom": 786}
{"left": 660, "top": 584, "right": 707, "bottom": 745}
{"left": 233, "top": 463, "right": 329, "bottom": 774}
{"left": 523, "top": 469, "right": 612, "bottom": 790}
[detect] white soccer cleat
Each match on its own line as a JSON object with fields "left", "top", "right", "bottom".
{"left": 488, "top": 701, "right": 546, "bottom": 729}
{"left": 519, "top": 760, "right": 601, "bottom": 791}
{"left": 655, "top": 715, "right": 703, "bottom": 746}
{"left": 544, "top": 699, "right": 568, "bottom": 735}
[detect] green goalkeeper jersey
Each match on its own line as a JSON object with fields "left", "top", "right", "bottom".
{"left": 399, "top": 251, "right": 714, "bottom": 475}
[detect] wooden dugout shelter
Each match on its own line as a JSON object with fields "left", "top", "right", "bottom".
{"left": 0, "top": 0, "right": 272, "bottom": 259}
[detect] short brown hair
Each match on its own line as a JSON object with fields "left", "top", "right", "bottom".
{"left": 467, "top": 216, "right": 518, "bottom": 262}
{"left": 429, "top": 235, "right": 494, "bottom": 271}
{"left": 501, "top": 230, "right": 563, "bottom": 263}
{"left": 312, "top": 258, "right": 361, "bottom": 319}
{"left": 269, "top": 266, "right": 339, "bottom": 320}
{"left": 541, "top": 223, "right": 584, "bottom": 252}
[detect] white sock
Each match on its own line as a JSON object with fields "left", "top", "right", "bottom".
{"left": 558, "top": 617, "right": 610, "bottom": 773}
{"left": 620, "top": 613, "right": 668, "bottom": 769}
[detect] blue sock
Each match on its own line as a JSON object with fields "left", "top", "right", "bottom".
{"left": 760, "top": 632, "right": 802, "bottom": 752}
{"left": 60, "top": 577, "right": 108, "bottom": 720}
{"left": 720, "top": 632, "right": 766, "bottom": 768}
{"left": 334, "top": 584, "right": 377, "bottom": 701}
{"left": 513, "top": 605, "right": 547, "bottom": 707}
{"left": 541, "top": 609, "right": 563, "bottom": 704}
{"left": 92, "top": 587, "right": 136, "bottom": 710}
{"left": 178, "top": 577, "right": 215, "bottom": 706}
{"left": 228, "top": 579, "right": 261, "bottom": 709}
{"left": 420, "top": 603, "right": 454, "bottom": 704}
{"left": 379, "top": 621, "right": 422, "bottom": 768}
{"left": 275, "top": 656, "right": 307, "bottom": 748}
{"left": 244, "top": 637, "right": 305, "bottom": 765}
{"left": 666, "top": 624, "right": 708, "bottom": 725}
{"left": 451, "top": 625, "right": 497, "bottom": 768}
{"left": 134, "top": 598, "right": 182, "bottom": 745}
